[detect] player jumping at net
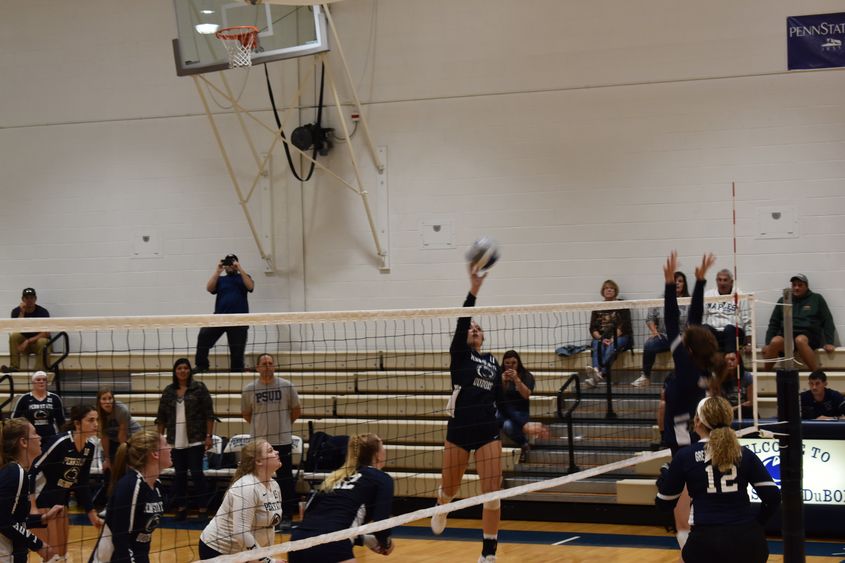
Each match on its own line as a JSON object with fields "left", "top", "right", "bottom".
{"left": 89, "top": 430, "right": 171, "bottom": 563}
{"left": 661, "top": 250, "right": 727, "bottom": 549}
{"left": 290, "top": 433, "right": 394, "bottom": 562}
{"left": 656, "top": 396, "right": 781, "bottom": 563}
{"left": 431, "top": 265, "right": 502, "bottom": 563}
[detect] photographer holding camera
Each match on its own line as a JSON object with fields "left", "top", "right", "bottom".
{"left": 195, "top": 254, "right": 255, "bottom": 372}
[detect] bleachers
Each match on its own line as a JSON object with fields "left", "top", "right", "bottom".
{"left": 5, "top": 348, "right": 845, "bottom": 506}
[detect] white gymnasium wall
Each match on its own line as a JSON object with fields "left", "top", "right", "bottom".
{"left": 1, "top": 0, "right": 844, "bottom": 347}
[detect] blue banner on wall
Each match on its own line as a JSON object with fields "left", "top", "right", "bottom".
{"left": 787, "top": 13, "right": 845, "bottom": 70}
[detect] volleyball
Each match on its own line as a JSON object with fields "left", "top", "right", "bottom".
{"left": 465, "top": 236, "right": 500, "bottom": 272}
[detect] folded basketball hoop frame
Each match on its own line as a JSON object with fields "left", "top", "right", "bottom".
{"left": 186, "top": 1, "right": 389, "bottom": 272}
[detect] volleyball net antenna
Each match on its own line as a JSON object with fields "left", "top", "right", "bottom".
{"left": 0, "top": 293, "right": 760, "bottom": 561}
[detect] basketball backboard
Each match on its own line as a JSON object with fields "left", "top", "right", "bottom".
{"left": 172, "top": 1, "right": 329, "bottom": 75}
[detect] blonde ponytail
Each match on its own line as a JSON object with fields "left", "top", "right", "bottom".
{"left": 319, "top": 433, "right": 382, "bottom": 492}
{"left": 697, "top": 396, "right": 741, "bottom": 472}
{"left": 109, "top": 429, "right": 162, "bottom": 494}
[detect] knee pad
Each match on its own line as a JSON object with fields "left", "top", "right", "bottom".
{"left": 483, "top": 498, "right": 500, "bottom": 511}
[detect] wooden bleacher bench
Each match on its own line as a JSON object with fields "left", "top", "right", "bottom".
{"left": 4, "top": 346, "right": 845, "bottom": 373}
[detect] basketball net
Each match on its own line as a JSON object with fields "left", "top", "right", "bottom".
{"left": 216, "top": 26, "right": 259, "bottom": 69}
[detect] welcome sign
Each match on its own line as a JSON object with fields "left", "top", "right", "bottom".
{"left": 787, "top": 12, "right": 845, "bottom": 70}
{"left": 740, "top": 438, "right": 845, "bottom": 505}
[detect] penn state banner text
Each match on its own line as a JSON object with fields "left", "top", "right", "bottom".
{"left": 787, "top": 12, "right": 845, "bottom": 70}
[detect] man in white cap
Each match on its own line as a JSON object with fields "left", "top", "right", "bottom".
{"left": 763, "top": 274, "right": 836, "bottom": 371}
{"left": 4, "top": 287, "right": 51, "bottom": 372}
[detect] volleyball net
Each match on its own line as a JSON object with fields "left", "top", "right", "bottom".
{"left": 0, "top": 292, "right": 760, "bottom": 561}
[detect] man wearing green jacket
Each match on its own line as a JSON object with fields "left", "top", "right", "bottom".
{"left": 763, "top": 274, "right": 836, "bottom": 371}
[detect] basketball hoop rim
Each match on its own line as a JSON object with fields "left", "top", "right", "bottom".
{"left": 214, "top": 25, "right": 260, "bottom": 42}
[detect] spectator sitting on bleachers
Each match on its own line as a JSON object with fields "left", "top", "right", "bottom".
{"left": 584, "top": 279, "right": 633, "bottom": 389}
{"left": 763, "top": 274, "right": 836, "bottom": 372}
{"left": 800, "top": 370, "right": 845, "bottom": 420}
{"left": 715, "top": 352, "right": 753, "bottom": 415}
{"left": 703, "top": 269, "right": 750, "bottom": 353}
{"left": 632, "top": 271, "right": 689, "bottom": 388}
{"left": 495, "top": 350, "right": 536, "bottom": 463}
{"left": 3, "top": 287, "right": 50, "bottom": 373}
{"left": 12, "top": 371, "right": 65, "bottom": 440}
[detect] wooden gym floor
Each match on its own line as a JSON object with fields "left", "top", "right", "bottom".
{"left": 49, "top": 517, "right": 844, "bottom": 562}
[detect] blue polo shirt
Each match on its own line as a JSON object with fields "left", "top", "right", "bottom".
{"left": 213, "top": 274, "right": 252, "bottom": 314}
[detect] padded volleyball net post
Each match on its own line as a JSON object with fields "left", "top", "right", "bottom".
{"left": 775, "top": 288, "right": 805, "bottom": 563}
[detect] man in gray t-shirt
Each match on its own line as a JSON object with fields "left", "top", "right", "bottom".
{"left": 242, "top": 353, "right": 301, "bottom": 527}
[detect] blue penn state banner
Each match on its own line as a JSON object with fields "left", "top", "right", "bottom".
{"left": 787, "top": 12, "right": 845, "bottom": 70}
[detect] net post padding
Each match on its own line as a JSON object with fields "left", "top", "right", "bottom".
{"left": 215, "top": 25, "right": 259, "bottom": 68}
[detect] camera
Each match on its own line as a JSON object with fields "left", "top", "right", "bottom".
{"left": 221, "top": 254, "right": 237, "bottom": 267}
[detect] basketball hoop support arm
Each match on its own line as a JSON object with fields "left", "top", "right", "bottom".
{"left": 322, "top": 3, "right": 383, "bottom": 173}
{"left": 188, "top": 3, "right": 389, "bottom": 271}
{"left": 192, "top": 75, "right": 274, "bottom": 272}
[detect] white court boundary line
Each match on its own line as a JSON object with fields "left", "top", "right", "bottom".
{"left": 204, "top": 425, "right": 760, "bottom": 563}
{"left": 552, "top": 536, "right": 580, "bottom": 545}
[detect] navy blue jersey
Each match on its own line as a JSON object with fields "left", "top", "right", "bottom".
{"left": 800, "top": 388, "right": 845, "bottom": 419}
{"left": 662, "top": 280, "right": 709, "bottom": 449}
{"left": 31, "top": 431, "right": 96, "bottom": 512}
{"left": 212, "top": 274, "right": 252, "bottom": 314}
{"left": 90, "top": 469, "right": 165, "bottom": 563}
{"left": 0, "top": 463, "right": 45, "bottom": 563}
{"left": 299, "top": 466, "right": 394, "bottom": 547}
{"left": 448, "top": 293, "right": 501, "bottom": 425}
{"left": 12, "top": 392, "right": 65, "bottom": 440}
{"left": 656, "top": 441, "right": 781, "bottom": 526}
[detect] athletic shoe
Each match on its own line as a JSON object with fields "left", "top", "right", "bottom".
{"left": 631, "top": 374, "right": 650, "bottom": 387}
{"left": 583, "top": 367, "right": 604, "bottom": 389}
{"left": 478, "top": 555, "right": 496, "bottom": 563}
{"left": 430, "top": 511, "right": 448, "bottom": 535}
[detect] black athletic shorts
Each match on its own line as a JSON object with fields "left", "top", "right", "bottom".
{"left": 197, "top": 540, "right": 222, "bottom": 560}
{"left": 683, "top": 521, "right": 768, "bottom": 563}
{"left": 288, "top": 529, "right": 353, "bottom": 563}
{"left": 446, "top": 418, "right": 500, "bottom": 452}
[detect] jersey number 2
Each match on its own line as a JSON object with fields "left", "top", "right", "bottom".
{"left": 704, "top": 464, "right": 738, "bottom": 493}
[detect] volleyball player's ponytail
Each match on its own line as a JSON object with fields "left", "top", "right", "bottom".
{"left": 320, "top": 433, "right": 382, "bottom": 492}
{"left": 697, "top": 396, "right": 741, "bottom": 472}
{"left": 108, "top": 429, "right": 161, "bottom": 494}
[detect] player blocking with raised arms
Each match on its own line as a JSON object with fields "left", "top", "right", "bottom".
{"left": 659, "top": 251, "right": 727, "bottom": 547}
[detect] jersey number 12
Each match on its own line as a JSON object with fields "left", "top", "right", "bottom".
{"left": 705, "top": 464, "right": 738, "bottom": 493}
